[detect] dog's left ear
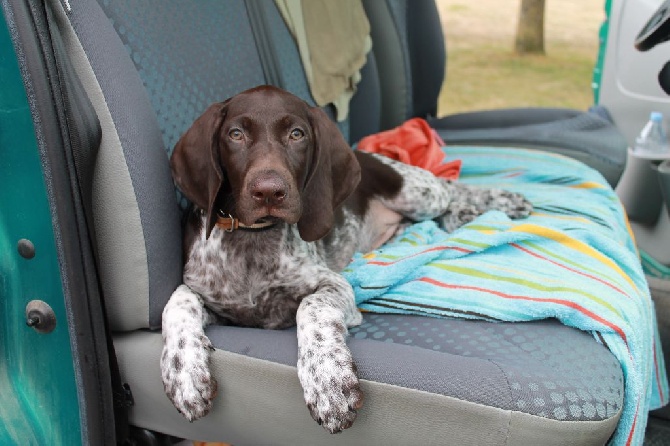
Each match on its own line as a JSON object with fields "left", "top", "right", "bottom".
{"left": 298, "top": 107, "right": 361, "bottom": 242}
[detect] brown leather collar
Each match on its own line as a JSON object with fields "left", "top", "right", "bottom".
{"left": 215, "top": 211, "right": 277, "bottom": 233}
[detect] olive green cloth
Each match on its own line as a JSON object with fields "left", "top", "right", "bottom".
{"left": 276, "top": 0, "right": 371, "bottom": 121}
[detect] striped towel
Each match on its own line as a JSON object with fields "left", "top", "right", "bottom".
{"left": 343, "top": 147, "right": 668, "bottom": 446}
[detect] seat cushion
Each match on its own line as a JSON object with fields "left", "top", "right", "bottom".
{"left": 116, "top": 146, "right": 661, "bottom": 444}
{"left": 115, "top": 314, "right": 622, "bottom": 445}
{"left": 430, "top": 108, "right": 628, "bottom": 187}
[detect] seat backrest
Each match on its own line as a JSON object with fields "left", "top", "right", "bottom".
{"left": 54, "top": 0, "right": 383, "bottom": 331}
{"left": 53, "top": 0, "right": 184, "bottom": 331}
{"left": 362, "top": 0, "right": 445, "bottom": 129}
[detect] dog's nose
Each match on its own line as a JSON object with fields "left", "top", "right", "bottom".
{"left": 250, "top": 176, "right": 287, "bottom": 206}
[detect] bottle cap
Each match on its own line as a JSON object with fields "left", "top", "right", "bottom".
{"left": 651, "top": 111, "right": 664, "bottom": 121}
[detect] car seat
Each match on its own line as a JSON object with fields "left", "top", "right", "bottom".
{"left": 8, "top": 0, "right": 641, "bottom": 444}
{"left": 362, "top": 0, "right": 628, "bottom": 188}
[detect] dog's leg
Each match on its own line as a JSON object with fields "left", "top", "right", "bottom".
{"left": 371, "top": 153, "right": 532, "bottom": 231}
{"left": 161, "top": 284, "right": 219, "bottom": 421}
{"left": 296, "top": 269, "right": 363, "bottom": 434}
{"left": 436, "top": 182, "right": 534, "bottom": 231}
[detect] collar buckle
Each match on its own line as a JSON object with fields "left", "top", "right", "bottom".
{"left": 216, "top": 211, "right": 238, "bottom": 232}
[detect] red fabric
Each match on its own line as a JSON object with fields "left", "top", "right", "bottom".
{"left": 357, "top": 117, "right": 461, "bottom": 180}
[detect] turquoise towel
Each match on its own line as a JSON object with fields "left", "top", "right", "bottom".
{"left": 343, "top": 147, "right": 668, "bottom": 446}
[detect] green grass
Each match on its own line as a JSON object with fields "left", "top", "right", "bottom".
{"left": 447, "top": 4, "right": 468, "bottom": 13}
{"left": 438, "top": 42, "right": 598, "bottom": 115}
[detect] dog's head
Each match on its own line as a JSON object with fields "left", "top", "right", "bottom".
{"left": 170, "top": 85, "right": 361, "bottom": 242}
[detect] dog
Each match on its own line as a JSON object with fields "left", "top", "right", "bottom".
{"left": 161, "top": 85, "right": 532, "bottom": 433}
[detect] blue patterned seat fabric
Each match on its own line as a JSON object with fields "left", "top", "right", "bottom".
{"left": 350, "top": 314, "right": 623, "bottom": 422}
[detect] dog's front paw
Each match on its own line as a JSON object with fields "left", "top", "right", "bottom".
{"left": 298, "top": 345, "right": 363, "bottom": 433}
{"left": 161, "top": 333, "right": 217, "bottom": 421}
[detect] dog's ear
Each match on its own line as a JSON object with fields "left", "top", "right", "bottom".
{"left": 298, "top": 107, "right": 361, "bottom": 242}
{"left": 170, "top": 101, "right": 229, "bottom": 238}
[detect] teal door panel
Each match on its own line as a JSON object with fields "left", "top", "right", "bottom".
{"left": 0, "top": 8, "right": 82, "bottom": 446}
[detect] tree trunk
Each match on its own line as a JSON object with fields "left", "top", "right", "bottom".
{"left": 515, "top": 0, "right": 546, "bottom": 54}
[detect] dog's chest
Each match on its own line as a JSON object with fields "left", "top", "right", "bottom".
{"left": 183, "top": 226, "right": 323, "bottom": 329}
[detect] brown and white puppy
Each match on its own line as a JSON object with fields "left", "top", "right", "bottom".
{"left": 161, "top": 85, "right": 532, "bottom": 433}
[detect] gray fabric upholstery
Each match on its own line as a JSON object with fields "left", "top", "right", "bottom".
{"left": 61, "top": 0, "right": 182, "bottom": 330}
{"left": 114, "top": 329, "right": 622, "bottom": 445}
{"left": 382, "top": 0, "right": 413, "bottom": 118}
{"left": 431, "top": 108, "right": 628, "bottom": 187}
{"left": 406, "top": 0, "right": 445, "bottom": 118}
{"left": 361, "top": 0, "right": 411, "bottom": 130}
{"left": 99, "top": 0, "right": 264, "bottom": 157}
{"left": 349, "top": 52, "right": 382, "bottom": 143}
{"left": 207, "top": 314, "right": 623, "bottom": 422}
{"left": 98, "top": 0, "right": 268, "bottom": 211}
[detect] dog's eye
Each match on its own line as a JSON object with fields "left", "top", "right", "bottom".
{"left": 289, "top": 128, "right": 305, "bottom": 140}
{"left": 228, "top": 129, "right": 243, "bottom": 140}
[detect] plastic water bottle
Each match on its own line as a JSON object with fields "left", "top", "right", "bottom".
{"left": 633, "top": 111, "right": 670, "bottom": 157}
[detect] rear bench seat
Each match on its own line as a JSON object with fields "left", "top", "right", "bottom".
{"left": 50, "top": 0, "right": 623, "bottom": 443}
